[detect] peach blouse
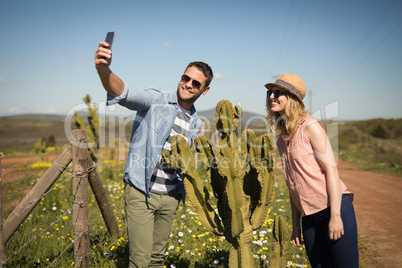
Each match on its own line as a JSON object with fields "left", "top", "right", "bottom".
{"left": 277, "top": 116, "right": 347, "bottom": 216}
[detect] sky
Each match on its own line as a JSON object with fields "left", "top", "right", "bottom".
{"left": 1, "top": 0, "right": 401, "bottom": 121}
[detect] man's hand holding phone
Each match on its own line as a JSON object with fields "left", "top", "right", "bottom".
{"left": 95, "top": 32, "right": 115, "bottom": 71}
{"left": 95, "top": 31, "right": 124, "bottom": 97}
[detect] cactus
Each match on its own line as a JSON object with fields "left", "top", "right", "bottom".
{"left": 34, "top": 137, "right": 47, "bottom": 161}
{"left": 162, "top": 100, "right": 280, "bottom": 267}
{"left": 73, "top": 94, "right": 101, "bottom": 162}
{"left": 270, "top": 215, "right": 290, "bottom": 268}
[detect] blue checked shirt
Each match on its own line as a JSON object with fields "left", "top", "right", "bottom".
{"left": 106, "top": 82, "right": 203, "bottom": 200}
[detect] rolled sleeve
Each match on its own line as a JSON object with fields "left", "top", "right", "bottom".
{"left": 107, "top": 82, "right": 165, "bottom": 112}
{"left": 106, "top": 81, "right": 130, "bottom": 106}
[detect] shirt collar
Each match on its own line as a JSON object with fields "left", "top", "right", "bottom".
{"left": 168, "top": 90, "right": 197, "bottom": 116}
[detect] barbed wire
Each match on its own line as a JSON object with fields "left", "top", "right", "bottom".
{"left": 0, "top": 143, "right": 70, "bottom": 174}
{"left": 45, "top": 238, "right": 75, "bottom": 268}
{"left": 4, "top": 169, "right": 122, "bottom": 265}
{"left": 4, "top": 172, "right": 74, "bottom": 230}
{"left": 0, "top": 131, "right": 132, "bottom": 174}
{"left": 2, "top": 130, "right": 223, "bottom": 266}
{"left": 53, "top": 159, "right": 73, "bottom": 175}
{"left": 1, "top": 116, "right": 256, "bottom": 174}
{"left": 45, "top": 229, "right": 93, "bottom": 268}
{"left": 5, "top": 207, "right": 73, "bottom": 262}
{"left": 2, "top": 148, "right": 300, "bottom": 267}
{"left": 1, "top": 131, "right": 128, "bottom": 262}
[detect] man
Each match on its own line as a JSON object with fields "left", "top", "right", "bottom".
{"left": 94, "top": 40, "right": 213, "bottom": 267}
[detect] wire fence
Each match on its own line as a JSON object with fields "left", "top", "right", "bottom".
{"left": 1, "top": 135, "right": 130, "bottom": 267}
{"left": 1, "top": 132, "right": 310, "bottom": 267}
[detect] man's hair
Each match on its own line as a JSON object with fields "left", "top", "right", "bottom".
{"left": 186, "top": 61, "right": 214, "bottom": 88}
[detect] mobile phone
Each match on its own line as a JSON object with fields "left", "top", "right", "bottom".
{"left": 105, "top": 32, "right": 115, "bottom": 50}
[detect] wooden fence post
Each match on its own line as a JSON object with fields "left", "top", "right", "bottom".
{"left": 0, "top": 152, "right": 7, "bottom": 267}
{"left": 2, "top": 146, "right": 72, "bottom": 245}
{"left": 86, "top": 152, "right": 119, "bottom": 236}
{"left": 71, "top": 130, "right": 90, "bottom": 268}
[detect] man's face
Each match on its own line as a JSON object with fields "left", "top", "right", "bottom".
{"left": 177, "top": 66, "right": 210, "bottom": 110}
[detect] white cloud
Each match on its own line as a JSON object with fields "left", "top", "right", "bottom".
{"left": 0, "top": 78, "right": 4, "bottom": 84}
{"left": 214, "top": 73, "right": 227, "bottom": 79}
{"left": 162, "top": 42, "right": 173, "bottom": 47}
{"left": 6, "top": 107, "right": 23, "bottom": 114}
{"left": 3, "top": 105, "right": 60, "bottom": 115}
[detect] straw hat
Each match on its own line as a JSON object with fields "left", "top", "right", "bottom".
{"left": 264, "top": 73, "right": 306, "bottom": 107}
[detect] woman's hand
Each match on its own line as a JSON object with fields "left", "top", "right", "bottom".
{"left": 328, "top": 215, "right": 344, "bottom": 240}
{"left": 290, "top": 198, "right": 303, "bottom": 247}
{"left": 292, "top": 225, "right": 304, "bottom": 247}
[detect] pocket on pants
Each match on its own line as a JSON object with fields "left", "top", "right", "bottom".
{"left": 124, "top": 185, "right": 151, "bottom": 225}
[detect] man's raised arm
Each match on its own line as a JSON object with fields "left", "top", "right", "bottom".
{"left": 94, "top": 41, "right": 124, "bottom": 97}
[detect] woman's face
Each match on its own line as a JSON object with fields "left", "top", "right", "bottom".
{"left": 268, "top": 86, "right": 288, "bottom": 115}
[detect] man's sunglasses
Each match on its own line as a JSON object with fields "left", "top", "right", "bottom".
{"left": 181, "top": 74, "right": 201, "bottom": 90}
{"left": 267, "top": 89, "right": 286, "bottom": 99}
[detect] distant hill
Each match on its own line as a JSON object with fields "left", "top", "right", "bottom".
{"left": 198, "top": 108, "right": 265, "bottom": 122}
{"left": 0, "top": 115, "right": 72, "bottom": 153}
{"left": 1, "top": 109, "right": 267, "bottom": 126}
{"left": 198, "top": 108, "right": 267, "bottom": 131}
{"left": 1, "top": 114, "right": 66, "bottom": 122}
{"left": 0, "top": 110, "right": 267, "bottom": 153}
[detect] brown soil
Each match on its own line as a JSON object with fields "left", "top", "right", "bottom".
{"left": 338, "top": 160, "right": 402, "bottom": 268}
{"left": 0, "top": 155, "right": 56, "bottom": 183}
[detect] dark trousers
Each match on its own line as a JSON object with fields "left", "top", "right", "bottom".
{"left": 302, "top": 194, "right": 359, "bottom": 268}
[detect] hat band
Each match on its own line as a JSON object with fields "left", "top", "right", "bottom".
{"left": 276, "top": 79, "right": 303, "bottom": 100}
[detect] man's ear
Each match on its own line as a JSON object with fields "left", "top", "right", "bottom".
{"left": 202, "top": 87, "right": 210, "bottom": 95}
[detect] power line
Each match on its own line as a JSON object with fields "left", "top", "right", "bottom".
{"left": 313, "top": 0, "right": 400, "bottom": 93}
{"left": 280, "top": 0, "right": 310, "bottom": 71}
{"left": 275, "top": 0, "right": 295, "bottom": 72}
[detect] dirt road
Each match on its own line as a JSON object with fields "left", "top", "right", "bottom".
{"left": 338, "top": 160, "right": 402, "bottom": 268}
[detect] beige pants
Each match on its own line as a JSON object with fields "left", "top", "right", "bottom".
{"left": 124, "top": 183, "right": 181, "bottom": 268}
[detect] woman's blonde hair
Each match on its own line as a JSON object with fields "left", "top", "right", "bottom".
{"left": 266, "top": 93, "right": 310, "bottom": 141}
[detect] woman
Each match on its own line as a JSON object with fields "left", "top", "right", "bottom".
{"left": 265, "top": 73, "right": 359, "bottom": 267}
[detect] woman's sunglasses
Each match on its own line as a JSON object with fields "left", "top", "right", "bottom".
{"left": 267, "top": 89, "right": 286, "bottom": 99}
{"left": 181, "top": 74, "right": 201, "bottom": 90}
